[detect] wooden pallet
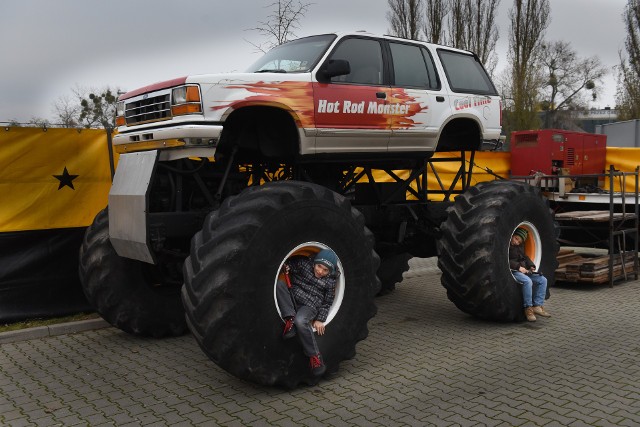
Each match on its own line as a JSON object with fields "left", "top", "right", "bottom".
{"left": 555, "top": 210, "right": 636, "bottom": 222}
{"left": 555, "top": 249, "right": 639, "bottom": 284}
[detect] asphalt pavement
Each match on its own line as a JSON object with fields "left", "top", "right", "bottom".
{"left": 1, "top": 257, "right": 639, "bottom": 426}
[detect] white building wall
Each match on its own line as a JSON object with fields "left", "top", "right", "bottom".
{"left": 596, "top": 120, "right": 640, "bottom": 147}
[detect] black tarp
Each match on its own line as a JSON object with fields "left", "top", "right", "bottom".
{"left": 0, "top": 228, "right": 92, "bottom": 323}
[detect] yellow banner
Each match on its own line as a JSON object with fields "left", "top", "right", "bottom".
{"left": 0, "top": 127, "right": 114, "bottom": 232}
{"left": 3, "top": 126, "right": 640, "bottom": 233}
{"left": 604, "top": 147, "right": 640, "bottom": 193}
{"left": 370, "top": 151, "right": 510, "bottom": 201}
{"left": 428, "top": 150, "right": 511, "bottom": 186}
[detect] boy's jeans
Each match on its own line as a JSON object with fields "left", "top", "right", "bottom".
{"left": 276, "top": 280, "right": 321, "bottom": 357}
{"left": 512, "top": 271, "right": 547, "bottom": 308}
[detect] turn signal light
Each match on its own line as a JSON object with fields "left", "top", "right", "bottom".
{"left": 185, "top": 86, "right": 200, "bottom": 102}
{"left": 171, "top": 104, "right": 202, "bottom": 116}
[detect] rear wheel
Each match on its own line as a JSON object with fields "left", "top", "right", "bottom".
{"left": 376, "top": 252, "right": 412, "bottom": 296}
{"left": 437, "top": 181, "right": 558, "bottom": 321}
{"left": 182, "top": 181, "right": 380, "bottom": 388}
{"left": 78, "top": 208, "right": 187, "bottom": 337}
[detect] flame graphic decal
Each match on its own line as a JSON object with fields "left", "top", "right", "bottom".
{"left": 212, "top": 82, "right": 429, "bottom": 130}
{"left": 212, "top": 81, "right": 315, "bottom": 127}
{"left": 390, "top": 90, "right": 429, "bottom": 129}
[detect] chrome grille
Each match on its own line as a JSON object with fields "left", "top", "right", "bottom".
{"left": 125, "top": 94, "right": 171, "bottom": 125}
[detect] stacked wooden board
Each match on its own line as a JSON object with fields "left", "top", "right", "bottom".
{"left": 554, "top": 210, "right": 636, "bottom": 222}
{"left": 555, "top": 248, "right": 639, "bottom": 284}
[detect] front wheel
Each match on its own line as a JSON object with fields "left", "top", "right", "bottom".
{"left": 78, "top": 208, "right": 187, "bottom": 337}
{"left": 437, "top": 181, "right": 559, "bottom": 321}
{"left": 182, "top": 181, "right": 380, "bottom": 388}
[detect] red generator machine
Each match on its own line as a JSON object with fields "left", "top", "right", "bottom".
{"left": 510, "top": 129, "right": 607, "bottom": 179}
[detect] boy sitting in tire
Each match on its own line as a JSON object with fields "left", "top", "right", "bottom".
{"left": 509, "top": 228, "right": 551, "bottom": 322}
{"left": 276, "top": 248, "right": 339, "bottom": 376}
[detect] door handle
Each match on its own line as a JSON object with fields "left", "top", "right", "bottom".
{"left": 436, "top": 96, "right": 445, "bottom": 102}
{"left": 376, "top": 92, "right": 386, "bottom": 99}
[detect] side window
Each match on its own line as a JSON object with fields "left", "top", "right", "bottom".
{"left": 389, "top": 42, "right": 439, "bottom": 90}
{"left": 327, "top": 38, "right": 383, "bottom": 85}
{"left": 437, "top": 49, "right": 497, "bottom": 95}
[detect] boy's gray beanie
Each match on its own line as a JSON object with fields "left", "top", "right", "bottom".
{"left": 314, "top": 249, "right": 337, "bottom": 274}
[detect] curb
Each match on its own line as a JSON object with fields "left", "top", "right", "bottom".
{"left": 0, "top": 318, "right": 111, "bottom": 345}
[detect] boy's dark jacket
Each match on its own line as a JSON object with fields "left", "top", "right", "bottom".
{"left": 509, "top": 243, "right": 536, "bottom": 271}
{"left": 287, "top": 256, "right": 337, "bottom": 322}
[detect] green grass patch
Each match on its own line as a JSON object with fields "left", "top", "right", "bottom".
{"left": 0, "top": 312, "right": 99, "bottom": 333}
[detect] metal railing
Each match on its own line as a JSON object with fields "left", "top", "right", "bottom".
{"left": 514, "top": 167, "right": 639, "bottom": 287}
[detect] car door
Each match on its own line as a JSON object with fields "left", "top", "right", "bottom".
{"left": 313, "top": 36, "right": 392, "bottom": 153}
{"left": 387, "top": 41, "right": 450, "bottom": 152}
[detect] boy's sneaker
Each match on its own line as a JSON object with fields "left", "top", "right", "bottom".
{"left": 282, "top": 317, "right": 296, "bottom": 339}
{"left": 532, "top": 306, "right": 551, "bottom": 317}
{"left": 309, "top": 354, "right": 326, "bottom": 376}
{"left": 524, "top": 307, "right": 536, "bottom": 322}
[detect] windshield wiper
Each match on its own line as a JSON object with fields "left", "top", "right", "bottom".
{"left": 255, "top": 69, "right": 288, "bottom": 73}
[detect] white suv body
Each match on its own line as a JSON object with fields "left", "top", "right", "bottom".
{"left": 113, "top": 32, "right": 502, "bottom": 159}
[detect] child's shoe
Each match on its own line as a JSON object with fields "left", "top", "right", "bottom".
{"left": 309, "top": 353, "right": 326, "bottom": 376}
{"left": 532, "top": 306, "right": 551, "bottom": 317}
{"left": 524, "top": 307, "right": 536, "bottom": 322}
{"left": 282, "top": 317, "right": 296, "bottom": 339}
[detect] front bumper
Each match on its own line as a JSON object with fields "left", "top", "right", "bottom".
{"left": 113, "top": 123, "right": 223, "bottom": 146}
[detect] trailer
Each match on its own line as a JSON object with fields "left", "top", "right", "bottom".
{"left": 510, "top": 129, "right": 639, "bottom": 287}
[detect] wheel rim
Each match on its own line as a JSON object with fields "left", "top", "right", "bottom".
{"left": 509, "top": 221, "right": 543, "bottom": 277}
{"left": 273, "top": 241, "right": 345, "bottom": 326}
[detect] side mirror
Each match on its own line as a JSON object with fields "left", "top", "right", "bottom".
{"left": 317, "top": 59, "right": 350, "bottom": 83}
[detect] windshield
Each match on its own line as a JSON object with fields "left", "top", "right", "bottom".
{"left": 246, "top": 34, "right": 337, "bottom": 73}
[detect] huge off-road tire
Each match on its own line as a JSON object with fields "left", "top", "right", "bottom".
{"left": 437, "top": 181, "right": 559, "bottom": 322}
{"left": 79, "top": 208, "right": 187, "bottom": 337}
{"left": 182, "top": 181, "right": 380, "bottom": 388}
{"left": 376, "top": 252, "right": 412, "bottom": 296}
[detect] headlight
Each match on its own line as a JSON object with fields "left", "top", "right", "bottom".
{"left": 172, "top": 87, "right": 188, "bottom": 105}
{"left": 171, "top": 85, "right": 202, "bottom": 116}
{"left": 116, "top": 101, "right": 125, "bottom": 116}
{"left": 115, "top": 101, "right": 125, "bottom": 126}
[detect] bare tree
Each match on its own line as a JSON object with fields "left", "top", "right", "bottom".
{"left": 53, "top": 85, "right": 120, "bottom": 129}
{"left": 505, "top": 0, "right": 550, "bottom": 133}
{"left": 444, "top": 0, "right": 500, "bottom": 73}
{"left": 248, "top": 0, "right": 312, "bottom": 52}
{"left": 446, "top": 0, "right": 469, "bottom": 48}
{"left": 387, "top": 0, "right": 424, "bottom": 40}
{"left": 618, "top": 55, "right": 640, "bottom": 120}
{"left": 423, "top": 0, "right": 449, "bottom": 44}
{"left": 78, "top": 88, "right": 119, "bottom": 129}
{"left": 28, "top": 117, "right": 50, "bottom": 128}
{"left": 52, "top": 94, "right": 80, "bottom": 127}
{"left": 617, "top": 0, "right": 640, "bottom": 120}
{"left": 388, "top": 0, "right": 499, "bottom": 71}
{"left": 539, "top": 41, "right": 607, "bottom": 128}
{"left": 468, "top": 0, "right": 500, "bottom": 74}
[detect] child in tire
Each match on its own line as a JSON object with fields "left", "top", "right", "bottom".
{"left": 509, "top": 227, "right": 551, "bottom": 322}
{"left": 276, "top": 248, "right": 339, "bottom": 376}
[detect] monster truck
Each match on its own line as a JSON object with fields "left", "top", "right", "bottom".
{"left": 78, "top": 32, "right": 558, "bottom": 388}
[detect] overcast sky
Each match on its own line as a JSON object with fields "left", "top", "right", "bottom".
{"left": 0, "top": 0, "right": 629, "bottom": 123}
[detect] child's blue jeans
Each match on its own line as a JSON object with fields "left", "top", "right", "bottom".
{"left": 512, "top": 271, "right": 547, "bottom": 308}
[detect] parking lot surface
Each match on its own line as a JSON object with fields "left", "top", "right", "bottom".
{"left": 1, "top": 257, "right": 639, "bottom": 426}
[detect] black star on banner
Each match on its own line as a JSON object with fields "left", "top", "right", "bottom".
{"left": 53, "top": 167, "right": 79, "bottom": 190}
